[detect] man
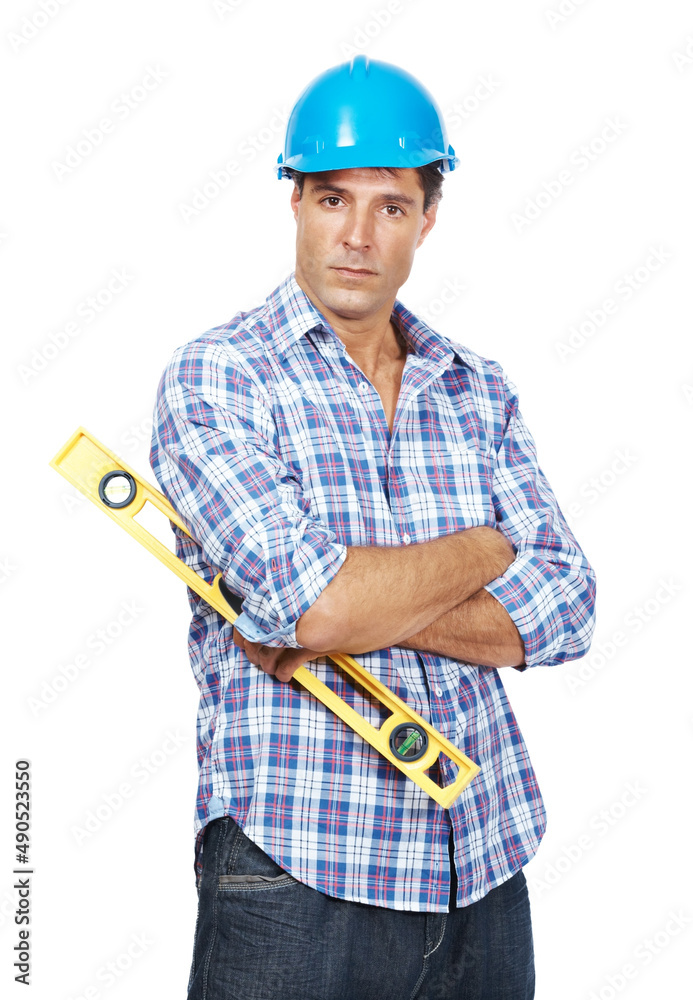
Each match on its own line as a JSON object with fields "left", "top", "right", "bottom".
{"left": 151, "top": 55, "right": 596, "bottom": 1000}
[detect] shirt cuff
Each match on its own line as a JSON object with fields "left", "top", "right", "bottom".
{"left": 230, "top": 541, "right": 348, "bottom": 649}
{"left": 232, "top": 612, "right": 299, "bottom": 645}
{"left": 484, "top": 553, "right": 573, "bottom": 667}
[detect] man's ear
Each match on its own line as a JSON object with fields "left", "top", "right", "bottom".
{"left": 290, "top": 183, "right": 301, "bottom": 222}
{"left": 416, "top": 203, "right": 438, "bottom": 249}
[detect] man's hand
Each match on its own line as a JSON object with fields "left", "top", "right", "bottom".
{"left": 233, "top": 628, "right": 324, "bottom": 683}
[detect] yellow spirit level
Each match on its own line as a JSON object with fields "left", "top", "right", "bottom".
{"left": 50, "top": 427, "right": 480, "bottom": 808}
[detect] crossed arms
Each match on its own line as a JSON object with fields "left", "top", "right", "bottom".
{"left": 151, "top": 340, "right": 596, "bottom": 685}
{"left": 235, "top": 527, "right": 525, "bottom": 682}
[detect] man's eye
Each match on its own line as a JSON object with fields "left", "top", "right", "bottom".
{"left": 322, "top": 196, "right": 342, "bottom": 207}
{"left": 384, "top": 205, "right": 403, "bottom": 216}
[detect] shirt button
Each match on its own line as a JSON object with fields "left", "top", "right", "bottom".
{"left": 434, "top": 685, "right": 443, "bottom": 697}
{"left": 358, "top": 381, "right": 368, "bottom": 392}
{"left": 402, "top": 534, "right": 411, "bottom": 545}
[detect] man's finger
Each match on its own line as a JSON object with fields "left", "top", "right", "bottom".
{"left": 274, "top": 660, "right": 300, "bottom": 683}
{"left": 273, "top": 648, "right": 318, "bottom": 683}
{"left": 236, "top": 637, "right": 265, "bottom": 665}
{"left": 257, "top": 646, "right": 281, "bottom": 676}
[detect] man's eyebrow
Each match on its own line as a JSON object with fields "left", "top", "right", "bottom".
{"left": 309, "top": 182, "right": 418, "bottom": 208}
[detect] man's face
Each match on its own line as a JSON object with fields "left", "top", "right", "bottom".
{"left": 291, "top": 167, "right": 437, "bottom": 326}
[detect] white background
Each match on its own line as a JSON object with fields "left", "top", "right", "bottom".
{"left": 2, "top": 1, "right": 692, "bottom": 997}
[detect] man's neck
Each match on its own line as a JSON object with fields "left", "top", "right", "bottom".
{"left": 295, "top": 274, "right": 407, "bottom": 382}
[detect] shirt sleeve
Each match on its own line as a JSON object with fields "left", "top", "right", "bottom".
{"left": 483, "top": 372, "right": 597, "bottom": 667}
{"left": 150, "top": 338, "right": 347, "bottom": 648}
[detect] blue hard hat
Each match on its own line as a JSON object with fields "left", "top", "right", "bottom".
{"left": 277, "top": 55, "right": 458, "bottom": 178}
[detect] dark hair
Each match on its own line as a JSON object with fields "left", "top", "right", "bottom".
{"left": 285, "top": 161, "right": 444, "bottom": 214}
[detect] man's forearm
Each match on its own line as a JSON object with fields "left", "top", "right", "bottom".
{"left": 295, "top": 526, "right": 514, "bottom": 654}
{"left": 398, "top": 588, "right": 525, "bottom": 668}
{"left": 236, "top": 588, "right": 523, "bottom": 684}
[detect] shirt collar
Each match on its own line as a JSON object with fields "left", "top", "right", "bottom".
{"left": 391, "top": 298, "right": 477, "bottom": 372}
{"left": 264, "top": 271, "right": 476, "bottom": 372}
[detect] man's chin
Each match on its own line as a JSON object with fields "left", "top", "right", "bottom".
{"left": 295, "top": 269, "right": 388, "bottom": 323}
{"left": 320, "top": 290, "right": 380, "bottom": 321}
{"left": 308, "top": 279, "right": 377, "bottom": 318}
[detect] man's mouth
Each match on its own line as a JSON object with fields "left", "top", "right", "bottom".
{"left": 331, "top": 266, "right": 377, "bottom": 277}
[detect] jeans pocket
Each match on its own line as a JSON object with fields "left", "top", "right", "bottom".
{"left": 217, "top": 818, "right": 299, "bottom": 892}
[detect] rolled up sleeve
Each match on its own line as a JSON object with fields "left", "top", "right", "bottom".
{"left": 483, "top": 377, "right": 596, "bottom": 667}
{"left": 150, "top": 340, "right": 347, "bottom": 647}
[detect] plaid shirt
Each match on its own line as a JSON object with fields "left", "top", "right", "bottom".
{"left": 150, "top": 271, "right": 596, "bottom": 912}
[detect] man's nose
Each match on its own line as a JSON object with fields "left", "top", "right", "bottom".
{"left": 341, "top": 206, "right": 373, "bottom": 251}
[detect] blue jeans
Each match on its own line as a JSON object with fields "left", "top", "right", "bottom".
{"left": 187, "top": 817, "right": 535, "bottom": 1000}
